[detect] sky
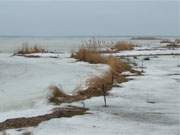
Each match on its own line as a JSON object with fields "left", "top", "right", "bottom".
{"left": 0, "top": 0, "right": 179, "bottom": 36}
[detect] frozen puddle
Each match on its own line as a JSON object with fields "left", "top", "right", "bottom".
{"left": 0, "top": 53, "right": 109, "bottom": 115}
{"left": 33, "top": 55, "right": 180, "bottom": 135}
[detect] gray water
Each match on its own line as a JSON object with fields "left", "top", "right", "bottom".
{"left": 0, "top": 36, "right": 129, "bottom": 53}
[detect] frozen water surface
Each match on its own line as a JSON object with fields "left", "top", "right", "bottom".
{"left": 0, "top": 38, "right": 179, "bottom": 135}
{"left": 33, "top": 55, "right": 180, "bottom": 135}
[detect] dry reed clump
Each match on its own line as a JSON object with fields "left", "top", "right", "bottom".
{"left": 72, "top": 48, "right": 131, "bottom": 75}
{"left": 81, "top": 38, "right": 114, "bottom": 50}
{"left": 48, "top": 39, "right": 137, "bottom": 104}
{"left": 105, "top": 56, "right": 127, "bottom": 73}
{"left": 49, "top": 54, "right": 139, "bottom": 104}
{"left": 48, "top": 72, "right": 114, "bottom": 104}
{"left": 48, "top": 71, "right": 129, "bottom": 105}
{"left": 71, "top": 41, "right": 133, "bottom": 77}
{"left": 165, "top": 43, "right": 180, "bottom": 49}
{"left": 112, "top": 41, "right": 135, "bottom": 51}
{"left": 77, "top": 72, "right": 113, "bottom": 98}
{"left": 48, "top": 85, "right": 71, "bottom": 104}
{"left": 48, "top": 85, "right": 87, "bottom": 104}
{"left": 0, "top": 106, "right": 88, "bottom": 131}
{"left": 175, "top": 39, "right": 180, "bottom": 44}
{"left": 71, "top": 46, "right": 105, "bottom": 64}
{"left": 71, "top": 38, "right": 115, "bottom": 63}
{"left": 16, "top": 43, "right": 46, "bottom": 55}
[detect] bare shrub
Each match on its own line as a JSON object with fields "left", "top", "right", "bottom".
{"left": 160, "top": 39, "right": 172, "bottom": 44}
{"left": 48, "top": 85, "right": 70, "bottom": 104}
{"left": 71, "top": 46, "right": 105, "bottom": 64}
{"left": 72, "top": 48, "right": 131, "bottom": 75}
{"left": 48, "top": 39, "right": 138, "bottom": 104}
{"left": 175, "top": 39, "right": 180, "bottom": 44}
{"left": 106, "top": 56, "right": 124, "bottom": 74}
{"left": 166, "top": 42, "right": 180, "bottom": 49}
{"left": 71, "top": 41, "right": 132, "bottom": 76}
{"left": 16, "top": 43, "right": 46, "bottom": 55}
{"left": 48, "top": 72, "right": 114, "bottom": 104}
{"left": 112, "top": 41, "right": 135, "bottom": 51}
{"left": 74, "top": 72, "right": 114, "bottom": 99}
{"left": 88, "top": 72, "right": 113, "bottom": 86}
{"left": 82, "top": 38, "right": 114, "bottom": 49}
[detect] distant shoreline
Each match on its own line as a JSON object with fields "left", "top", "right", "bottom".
{"left": 0, "top": 35, "right": 179, "bottom": 39}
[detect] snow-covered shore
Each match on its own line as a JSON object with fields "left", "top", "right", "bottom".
{"left": 0, "top": 53, "right": 109, "bottom": 122}
{"left": 33, "top": 55, "right": 180, "bottom": 135}
{"left": 112, "top": 49, "right": 180, "bottom": 57}
{"left": 0, "top": 39, "right": 180, "bottom": 135}
{"left": 1, "top": 54, "right": 179, "bottom": 135}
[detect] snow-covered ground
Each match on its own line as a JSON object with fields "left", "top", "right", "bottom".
{"left": 32, "top": 55, "right": 180, "bottom": 135}
{"left": 113, "top": 49, "right": 180, "bottom": 57}
{"left": 0, "top": 53, "right": 109, "bottom": 122}
{"left": 0, "top": 38, "right": 180, "bottom": 135}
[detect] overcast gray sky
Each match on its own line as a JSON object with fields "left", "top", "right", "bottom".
{"left": 0, "top": 0, "right": 179, "bottom": 36}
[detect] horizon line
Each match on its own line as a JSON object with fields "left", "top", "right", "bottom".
{"left": 0, "top": 35, "right": 179, "bottom": 38}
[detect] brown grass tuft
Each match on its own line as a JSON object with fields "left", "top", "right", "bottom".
{"left": 71, "top": 44, "right": 106, "bottom": 64}
{"left": 48, "top": 39, "right": 139, "bottom": 105}
{"left": 165, "top": 43, "right": 180, "bottom": 49}
{"left": 71, "top": 40, "right": 133, "bottom": 77}
{"left": 72, "top": 48, "right": 131, "bottom": 74}
{"left": 48, "top": 72, "right": 114, "bottom": 104}
{"left": 48, "top": 85, "right": 68, "bottom": 97}
{"left": 0, "top": 106, "right": 88, "bottom": 131}
{"left": 112, "top": 41, "right": 135, "bottom": 51}
{"left": 106, "top": 56, "right": 123, "bottom": 74}
{"left": 16, "top": 43, "right": 46, "bottom": 54}
{"left": 87, "top": 72, "right": 113, "bottom": 88}
{"left": 48, "top": 85, "right": 70, "bottom": 104}
{"left": 48, "top": 69, "right": 130, "bottom": 105}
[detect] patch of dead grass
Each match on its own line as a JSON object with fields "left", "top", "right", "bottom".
{"left": 48, "top": 72, "right": 114, "bottom": 104}
{"left": 48, "top": 39, "right": 139, "bottom": 104}
{"left": 48, "top": 85, "right": 72, "bottom": 104}
{"left": 16, "top": 43, "right": 46, "bottom": 55}
{"left": 72, "top": 47, "right": 132, "bottom": 77}
{"left": 0, "top": 106, "right": 88, "bottom": 130}
{"left": 77, "top": 71, "right": 113, "bottom": 97}
{"left": 112, "top": 41, "right": 135, "bottom": 51}
{"left": 71, "top": 46, "right": 105, "bottom": 64}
